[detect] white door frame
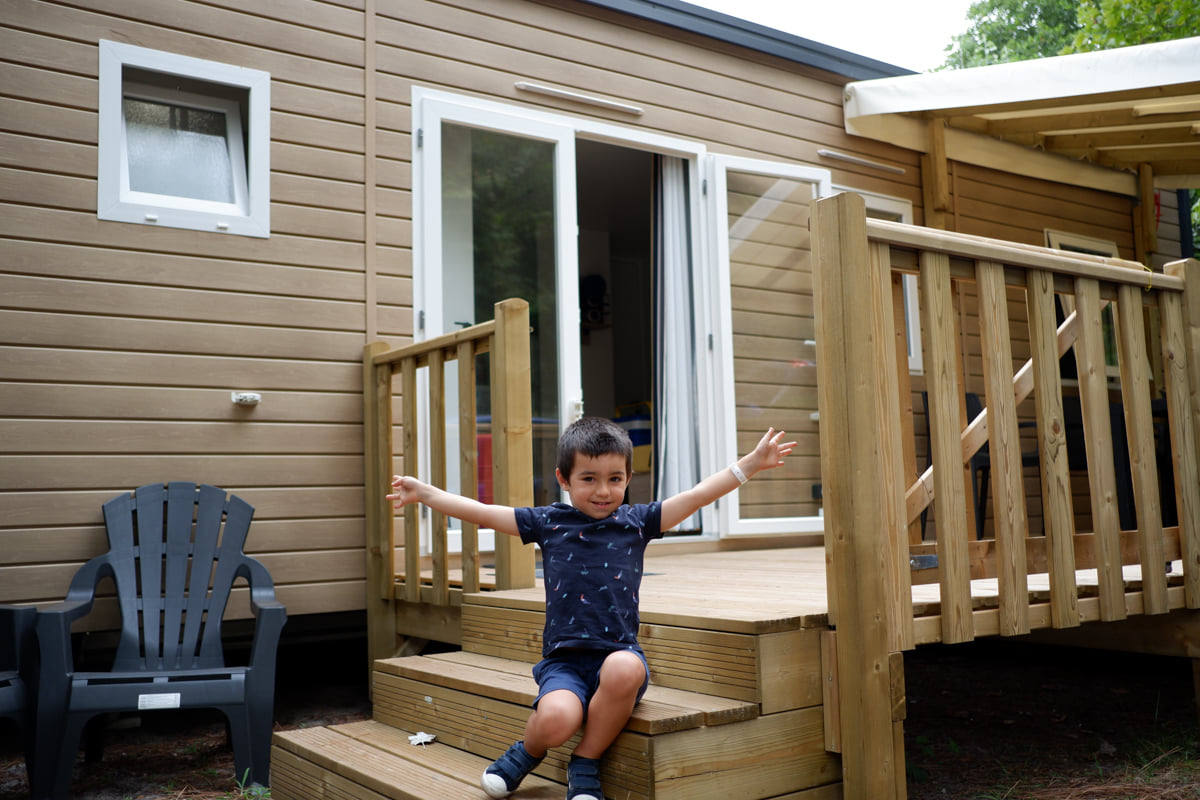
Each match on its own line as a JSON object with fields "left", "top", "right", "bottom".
{"left": 707, "top": 154, "right": 832, "bottom": 536}
{"left": 412, "top": 88, "right": 722, "bottom": 538}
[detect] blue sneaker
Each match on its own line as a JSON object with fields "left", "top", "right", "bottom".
{"left": 481, "top": 741, "right": 543, "bottom": 798}
{"left": 566, "top": 754, "right": 604, "bottom": 800}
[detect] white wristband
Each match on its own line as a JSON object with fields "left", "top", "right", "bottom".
{"left": 729, "top": 463, "right": 749, "bottom": 484}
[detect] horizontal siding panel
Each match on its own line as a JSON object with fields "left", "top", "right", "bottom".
{"left": 375, "top": 155, "right": 411, "bottom": 190}
{"left": 1, "top": 420, "right": 362, "bottom": 455}
{"left": 274, "top": 141, "right": 365, "bottom": 183}
{"left": 0, "top": 61, "right": 95, "bottom": 110}
{"left": 731, "top": 310, "right": 812, "bottom": 339}
{"left": 0, "top": 311, "right": 364, "bottom": 361}
{"left": 53, "top": 0, "right": 364, "bottom": 67}
{"left": 376, "top": 245, "right": 412, "bottom": 278}
{"left": 2, "top": 240, "right": 365, "bottom": 297}
{"left": 0, "top": 98, "right": 94, "bottom": 144}
{"left": 376, "top": 216, "right": 413, "bottom": 248}
{"left": 0, "top": 455, "right": 365, "bottom": 492}
{"left": 0, "top": 204, "right": 365, "bottom": 269}
{"left": 3, "top": 0, "right": 364, "bottom": 93}
{"left": 0, "top": 347, "right": 360, "bottom": 390}
{"left": 955, "top": 161, "right": 1131, "bottom": 214}
{"left": 198, "top": 0, "right": 364, "bottom": 37}
{"left": 731, "top": 287, "right": 812, "bottom": 316}
{"left": 0, "top": 133, "right": 95, "bottom": 179}
{"left": 0, "top": 486, "right": 363, "bottom": 529}
{"left": 955, "top": 196, "right": 1134, "bottom": 251}
{"left": 955, "top": 175, "right": 1131, "bottom": 232}
{"left": 376, "top": 129, "right": 411, "bottom": 160}
{"left": 272, "top": 203, "right": 365, "bottom": 241}
{"left": 275, "top": 173, "right": 365, "bottom": 213}
{"left": 425, "top": 0, "right": 846, "bottom": 107}
{"left": 378, "top": 275, "right": 412, "bottom": 306}
{"left": 0, "top": 383, "right": 362, "bottom": 423}
{"left": 0, "top": 166, "right": 92, "bottom": 212}
{"left": 376, "top": 186, "right": 411, "bottom": 218}
{"left": 0, "top": 275, "right": 366, "bottom": 331}
{"left": 0, "top": 517, "right": 362, "bottom": 567}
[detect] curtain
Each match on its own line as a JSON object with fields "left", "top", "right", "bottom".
{"left": 653, "top": 155, "right": 701, "bottom": 529}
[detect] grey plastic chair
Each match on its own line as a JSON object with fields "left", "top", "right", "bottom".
{"left": 0, "top": 604, "right": 37, "bottom": 794}
{"left": 33, "top": 483, "right": 286, "bottom": 799}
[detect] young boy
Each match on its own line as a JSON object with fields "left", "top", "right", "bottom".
{"left": 387, "top": 417, "right": 795, "bottom": 800}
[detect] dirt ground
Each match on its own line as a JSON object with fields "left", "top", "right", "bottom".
{"left": 2, "top": 636, "right": 1198, "bottom": 799}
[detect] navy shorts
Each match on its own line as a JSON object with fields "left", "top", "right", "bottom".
{"left": 531, "top": 647, "right": 650, "bottom": 718}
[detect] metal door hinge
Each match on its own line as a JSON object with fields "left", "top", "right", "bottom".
{"left": 416, "top": 128, "right": 423, "bottom": 148}
{"left": 418, "top": 310, "right": 425, "bottom": 331}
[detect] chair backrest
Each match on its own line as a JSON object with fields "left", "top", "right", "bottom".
{"left": 101, "top": 483, "right": 255, "bottom": 672}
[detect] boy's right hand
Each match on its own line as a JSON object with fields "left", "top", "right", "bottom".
{"left": 386, "top": 475, "right": 422, "bottom": 509}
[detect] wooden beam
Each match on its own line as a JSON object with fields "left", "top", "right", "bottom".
{"left": 1160, "top": 289, "right": 1200, "bottom": 607}
{"left": 1027, "top": 270, "right": 1080, "bottom": 629}
{"left": 919, "top": 154, "right": 947, "bottom": 230}
{"left": 928, "top": 118, "right": 950, "bottom": 212}
{"left": 401, "top": 356, "right": 420, "bottom": 604}
{"left": 491, "top": 299, "right": 536, "bottom": 590}
{"left": 1044, "top": 125, "right": 1200, "bottom": 151}
{"left": 919, "top": 248, "right": 974, "bottom": 644}
{"left": 1073, "top": 280, "right": 1126, "bottom": 621}
{"left": 812, "top": 193, "right": 903, "bottom": 799}
{"left": 987, "top": 108, "right": 1200, "bottom": 137}
{"left": 1139, "top": 163, "right": 1158, "bottom": 255}
{"left": 1165, "top": 258, "right": 1200, "bottom": 605}
{"left": 1117, "top": 284, "right": 1169, "bottom": 614}
{"left": 364, "top": 341, "right": 399, "bottom": 665}
{"left": 976, "top": 260, "right": 1030, "bottom": 635}
{"left": 429, "top": 348, "right": 449, "bottom": 608}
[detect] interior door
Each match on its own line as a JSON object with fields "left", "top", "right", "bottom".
{"left": 415, "top": 95, "right": 582, "bottom": 543}
{"left": 707, "top": 155, "right": 832, "bottom": 535}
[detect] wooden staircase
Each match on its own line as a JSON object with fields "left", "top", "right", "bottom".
{"left": 271, "top": 589, "right": 841, "bottom": 800}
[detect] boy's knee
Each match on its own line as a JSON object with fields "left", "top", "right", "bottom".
{"left": 599, "top": 651, "right": 648, "bottom": 695}
{"left": 533, "top": 690, "right": 584, "bottom": 741}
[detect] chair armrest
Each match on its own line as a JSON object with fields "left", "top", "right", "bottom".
{"left": 238, "top": 556, "right": 287, "bottom": 671}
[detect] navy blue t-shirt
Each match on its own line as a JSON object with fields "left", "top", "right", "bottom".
{"left": 516, "top": 501, "right": 663, "bottom": 657}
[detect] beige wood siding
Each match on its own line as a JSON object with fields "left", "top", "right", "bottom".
{"left": 4, "top": 0, "right": 1166, "bottom": 619}
{"left": 0, "top": 0, "right": 372, "bottom": 624}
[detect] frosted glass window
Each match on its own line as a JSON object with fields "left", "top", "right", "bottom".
{"left": 123, "top": 98, "right": 234, "bottom": 203}
{"left": 97, "top": 40, "right": 270, "bottom": 237}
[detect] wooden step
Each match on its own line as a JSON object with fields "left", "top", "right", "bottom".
{"left": 368, "top": 652, "right": 840, "bottom": 800}
{"left": 272, "top": 719, "right": 563, "bottom": 799}
{"left": 461, "top": 595, "right": 824, "bottom": 712}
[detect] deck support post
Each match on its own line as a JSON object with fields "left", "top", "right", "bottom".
{"left": 491, "top": 298, "right": 536, "bottom": 590}
{"left": 364, "top": 340, "right": 399, "bottom": 667}
{"left": 812, "top": 192, "right": 908, "bottom": 800}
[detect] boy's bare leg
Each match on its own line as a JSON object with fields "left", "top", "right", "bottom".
{"left": 574, "top": 651, "right": 646, "bottom": 758}
{"left": 523, "top": 689, "right": 584, "bottom": 756}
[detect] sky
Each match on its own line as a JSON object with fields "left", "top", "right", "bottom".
{"left": 686, "top": 0, "right": 978, "bottom": 72}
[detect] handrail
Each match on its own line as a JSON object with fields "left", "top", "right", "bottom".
{"left": 815, "top": 193, "right": 1200, "bottom": 653}
{"left": 362, "top": 299, "right": 535, "bottom": 661}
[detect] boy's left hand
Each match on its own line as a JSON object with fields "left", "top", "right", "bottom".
{"left": 745, "top": 428, "right": 797, "bottom": 476}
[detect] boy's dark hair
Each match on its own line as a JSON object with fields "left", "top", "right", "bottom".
{"left": 556, "top": 416, "right": 633, "bottom": 479}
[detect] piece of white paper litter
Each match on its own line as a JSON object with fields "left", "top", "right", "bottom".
{"left": 408, "top": 731, "right": 436, "bottom": 746}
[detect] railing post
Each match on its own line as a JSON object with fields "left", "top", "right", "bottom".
{"left": 363, "top": 341, "right": 398, "bottom": 663}
{"left": 1165, "top": 258, "right": 1200, "bottom": 606}
{"left": 812, "top": 192, "right": 906, "bottom": 800}
{"left": 491, "top": 298, "right": 536, "bottom": 590}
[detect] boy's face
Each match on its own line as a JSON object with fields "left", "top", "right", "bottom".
{"left": 556, "top": 452, "right": 629, "bottom": 520}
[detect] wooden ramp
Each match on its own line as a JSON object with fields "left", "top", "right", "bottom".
{"left": 272, "top": 555, "right": 844, "bottom": 800}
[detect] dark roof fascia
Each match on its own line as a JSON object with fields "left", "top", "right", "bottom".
{"left": 575, "top": 0, "right": 915, "bottom": 80}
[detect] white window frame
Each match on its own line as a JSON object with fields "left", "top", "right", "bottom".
{"left": 1045, "top": 229, "right": 1122, "bottom": 378}
{"left": 835, "top": 187, "right": 921, "bottom": 373}
{"left": 98, "top": 40, "right": 270, "bottom": 237}
{"left": 709, "top": 154, "right": 832, "bottom": 536}
{"left": 412, "top": 88, "right": 722, "bottom": 540}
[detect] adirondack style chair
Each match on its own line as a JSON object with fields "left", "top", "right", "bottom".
{"left": 0, "top": 604, "right": 38, "bottom": 794}
{"left": 32, "top": 483, "right": 286, "bottom": 799}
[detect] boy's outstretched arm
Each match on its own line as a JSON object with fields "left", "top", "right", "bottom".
{"left": 387, "top": 475, "right": 520, "bottom": 536}
{"left": 660, "top": 428, "right": 796, "bottom": 530}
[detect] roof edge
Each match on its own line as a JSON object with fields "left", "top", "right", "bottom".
{"left": 574, "top": 0, "right": 915, "bottom": 81}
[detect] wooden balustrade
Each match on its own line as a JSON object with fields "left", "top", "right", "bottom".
{"left": 363, "top": 299, "right": 535, "bottom": 661}
{"left": 814, "top": 193, "right": 1200, "bottom": 657}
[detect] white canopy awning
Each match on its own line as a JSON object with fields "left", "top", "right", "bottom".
{"left": 843, "top": 36, "right": 1200, "bottom": 194}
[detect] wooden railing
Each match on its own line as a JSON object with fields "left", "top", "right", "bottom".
{"left": 363, "top": 298, "right": 536, "bottom": 659}
{"left": 812, "top": 192, "right": 1200, "bottom": 797}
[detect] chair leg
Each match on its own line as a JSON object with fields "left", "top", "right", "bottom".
{"left": 247, "top": 692, "right": 276, "bottom": 786}
{"left": 222, "top": 706, "right": 255, "bottom": 787}
{"left": 46, "top": 712, "right": 90, "bottom": 800}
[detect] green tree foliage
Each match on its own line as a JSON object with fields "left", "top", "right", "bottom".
{"left": 940, "top": 0, "right": 1079, "bottom": 68}
{"left": 1064, "top": 0, "right": 1200, "bottom": 52}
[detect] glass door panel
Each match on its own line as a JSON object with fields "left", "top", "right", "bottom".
{"left": 417, "top": 97, "right": 580, "bottom": 547}
{"left": 710, "top": 155, "right": 831, "bottom": 535}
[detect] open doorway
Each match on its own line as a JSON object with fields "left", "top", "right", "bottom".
{"left": 575, "top": 140, "right": 655, "bottom": 504}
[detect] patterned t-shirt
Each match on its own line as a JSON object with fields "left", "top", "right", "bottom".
{"left": 516, "top": 501, "right": 663, "bottom": 657}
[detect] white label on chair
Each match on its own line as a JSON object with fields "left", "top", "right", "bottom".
{"left": 138, "top": 693, "right": 181, "bottom": 710}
